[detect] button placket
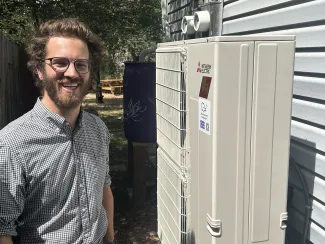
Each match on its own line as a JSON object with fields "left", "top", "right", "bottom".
{"left": 79, "top": 170, "right": 91, "bottom": 241}
{"left": 73, "top": 133, "right": 90, "bottom": 242}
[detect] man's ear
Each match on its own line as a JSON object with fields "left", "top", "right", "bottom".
{"left": 36, "top": 69, "right": 44, "bottom": 80}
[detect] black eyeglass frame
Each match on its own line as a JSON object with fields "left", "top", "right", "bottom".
{"left": 42, "top": 57, "right": 91, "bottom": 74}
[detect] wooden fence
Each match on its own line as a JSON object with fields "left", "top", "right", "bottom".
{"left": 0, "top": 33, "right": 39, "bottom": 129}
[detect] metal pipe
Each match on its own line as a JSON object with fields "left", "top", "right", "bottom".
{"left": 139, "top": 47, "right": 157, "bottom": 62}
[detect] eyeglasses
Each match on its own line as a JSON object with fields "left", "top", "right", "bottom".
{"left": 43, "top": 57, "right": 91, "bottom": 74}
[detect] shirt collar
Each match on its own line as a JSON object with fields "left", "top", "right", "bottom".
{"left": 32, "top": 97, "right": 84, "bottom": 129}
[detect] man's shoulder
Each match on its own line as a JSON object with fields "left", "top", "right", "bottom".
{"left": 0, "top": 111, "right": 33, "bottom": 145}
{"left": 82, "top": 111, "right": 111, "bottom": 145}
{"left": 83, "top": 111, "right": 108, "bottom": 131}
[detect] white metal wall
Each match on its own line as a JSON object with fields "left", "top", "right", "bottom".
{"left": 223, "top": 1, "right": 325, "bottom": 244}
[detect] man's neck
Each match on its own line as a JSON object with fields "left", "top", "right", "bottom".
{"left": 41, "top": 96, "right": 80, "bottom": 129}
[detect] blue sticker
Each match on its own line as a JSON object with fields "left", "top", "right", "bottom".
{"left": 200, "top": 120, "right": 205, "bottom": 129}
{"left": 206, "top": 123, "right": 210, "bottom": 131}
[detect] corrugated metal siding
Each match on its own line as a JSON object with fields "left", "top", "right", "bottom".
{"left": 222, "top": 1, "right": 325, "bottom": 243}
{"left": 167, "top": 0, "right": 193, "bottom": 41}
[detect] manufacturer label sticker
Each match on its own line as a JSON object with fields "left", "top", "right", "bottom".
{"left": 197, "top": 61, "right": 212, "bottom": 74}
{"left": 199, "top": 98, "right": 211, "bottom": 135}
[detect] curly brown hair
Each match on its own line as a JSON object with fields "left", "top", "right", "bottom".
{"left": 26, "top": 18, "right": 106, "bottom": 89}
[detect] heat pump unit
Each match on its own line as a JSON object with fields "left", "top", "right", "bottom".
{"left": 156, "top": 36, "right": 296, "bottom": 244}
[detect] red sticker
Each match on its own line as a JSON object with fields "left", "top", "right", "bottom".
{"left": 199, "top": 76, "right": 212, "bottom": 99}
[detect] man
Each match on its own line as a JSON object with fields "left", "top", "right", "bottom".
{"left": 0, "top": 18, "right": 114, "bottom": 244}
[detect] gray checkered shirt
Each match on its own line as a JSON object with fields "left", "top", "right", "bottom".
{"left": 0, "top": 98, "right": 111, "bottom": 244}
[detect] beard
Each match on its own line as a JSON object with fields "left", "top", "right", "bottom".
{"left": 42, "top": 73, "right": 91, "bottom": 110}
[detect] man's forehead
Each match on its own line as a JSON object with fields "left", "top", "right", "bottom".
{"left": 45, "top": 37, "right": 89, "bottom": 58}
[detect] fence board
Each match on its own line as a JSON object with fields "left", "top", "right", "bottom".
{"left": 0, "top": 33, "right": 39, "bottom": 129}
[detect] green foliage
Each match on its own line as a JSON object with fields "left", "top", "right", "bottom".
{"left": 0, "top": 0, "right": 163, "bottom": 77}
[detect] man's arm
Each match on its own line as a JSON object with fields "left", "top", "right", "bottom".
{"left": 0, "top": 144, "right": 25, "bottom": 243}
{"left": 0, "top": 236, "right": 13, "bottom": 244}
{"left": 103, "top": 185, "right": 114, "bottom": 242}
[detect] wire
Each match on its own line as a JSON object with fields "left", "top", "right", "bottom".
{"left": 285, "top": 186, "right": 293, "bottom": 244}
{"left": 285, "top": 230, "right": 290, "bottom": 244}
{"left": 288, "top": 156, "right": 313, "bottom": 244}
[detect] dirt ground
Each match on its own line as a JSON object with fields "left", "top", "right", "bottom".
{"left": 82, "top": 92, "right": 160, "bottom": 244}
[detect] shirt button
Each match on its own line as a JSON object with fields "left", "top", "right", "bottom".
{"left": 84, "top": 233, "right": 89, "bottom": 238}
{"left": 82, "top": 208, "right": 86, "bottom": 213}
{"left": 56, "top": 128, "right": 60, "bottom": 132}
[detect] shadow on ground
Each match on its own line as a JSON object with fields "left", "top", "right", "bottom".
{"left": 83, "top": 93, "right": 160, "bottom": 244}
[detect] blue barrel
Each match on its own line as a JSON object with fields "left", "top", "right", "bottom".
{"left": 123, "top": 62, "right": 156, "bottom": 142}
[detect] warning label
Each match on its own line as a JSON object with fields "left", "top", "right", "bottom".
{"left": 199, "top": 98, "right": 211, "bottom": 135}
{"left": 199, "top": 76, "right": 212, "bottom": 99}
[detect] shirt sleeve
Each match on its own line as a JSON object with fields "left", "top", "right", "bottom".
{"left": 103, "top": 125, "right": 111, "bottom": 187}
{"left": 0, "top": 144, "right": 26, "bottom": 236}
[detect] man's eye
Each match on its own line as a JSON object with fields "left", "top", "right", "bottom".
{"left": 76, "top": 62, "right": 88, "bottom": 69}
{"left": 53, "top": 60, "right": 68, "bottom": 67}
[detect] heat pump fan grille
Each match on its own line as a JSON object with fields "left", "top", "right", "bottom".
{"left": 157, "top": 148, "right": 190, "bottom": 244}
{"left": 156, "top": 48, "right": 189, "bottom": 170}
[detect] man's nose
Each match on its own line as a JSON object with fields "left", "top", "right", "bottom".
{"left": 64, "top": 62, "right": 79, "bottom": 77}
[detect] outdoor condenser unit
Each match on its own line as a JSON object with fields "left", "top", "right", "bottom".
{"left": 155, "top": 36, "right": 296, "bottom": 244}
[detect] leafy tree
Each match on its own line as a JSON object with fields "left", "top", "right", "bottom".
{"left": 0, "top": 0, "right": 163, "bottom": 77}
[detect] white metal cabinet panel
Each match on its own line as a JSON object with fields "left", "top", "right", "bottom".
{"left": 293, "top": 76, "right": 325, "bottom": 100}
{"left": 223, "top": 1, "right": 325, "bottom": 34}
{"left": 188, "top": 42, "right": 216, "bottom": 244}
{"left": 223, "top": 0, "right": 295, "bottom": 19}
{"left": 250, "top": 43, "right": 278, "bottom": 242}
{"left": 212, "top": 42, "right": 254, "bottom": 244}
{"left": 212, "top": 41, "right": 253, "bottom": 244}
{"left": 186, "top": 40, "right": 255, "bottom": 244}
{"left": 248, "top": 40, "right": 295, "bottom": 244}
{"left": 184, "top": 37, "right": 294, "bottom": 244}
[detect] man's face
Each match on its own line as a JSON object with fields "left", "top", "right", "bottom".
{"left": 38, "top": 37, "right": 91, "bottom": 109}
